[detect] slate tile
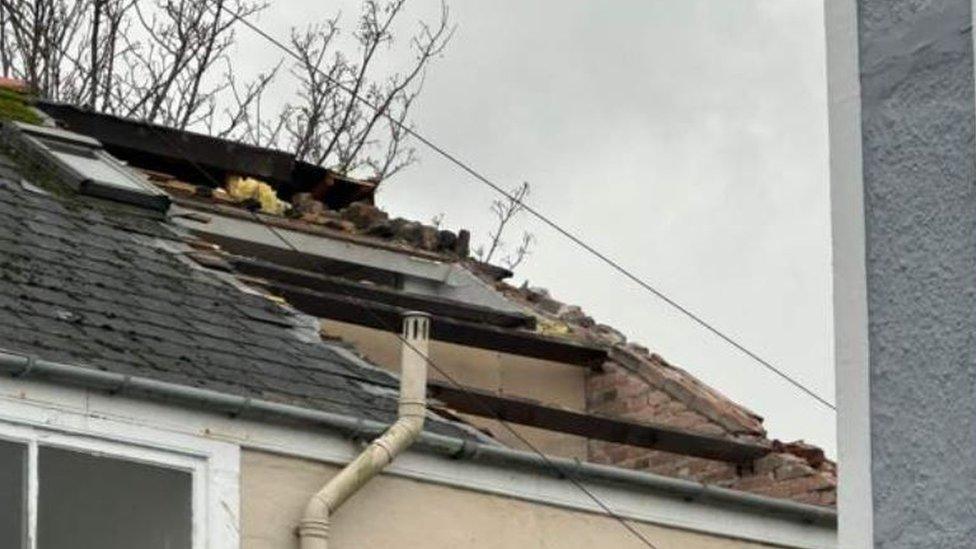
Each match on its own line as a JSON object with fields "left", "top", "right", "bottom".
{"left": 0, "top": 159, "right": 474, "bottom": 440}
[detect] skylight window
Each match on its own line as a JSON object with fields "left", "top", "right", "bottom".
{"left": 2, "top": 121, "right": 170, "bottom": 212}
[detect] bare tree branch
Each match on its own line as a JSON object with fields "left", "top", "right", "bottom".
{"left": 483, "top": 181, "right": 529, "bottom": 264}
{"left": 232, "top": 0, "right": 454, "bottom": 181}
{"left": 0, "top": 0, "right": 450, "bottom": 184}
{"left": 502, "top": 232, "right": 534, "bottom": 270}
{"left": 477, "top": 181, "right": 534, "bottom": 269}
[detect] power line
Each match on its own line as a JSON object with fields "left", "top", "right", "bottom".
{"left": 142, "top": 121, "right": 659, "bottom": 549}
{"left": 33, "top": 24, "right": 659, "bottom": 546}
{"left": 221, "top": 5, "right": 836, "bottom": 413}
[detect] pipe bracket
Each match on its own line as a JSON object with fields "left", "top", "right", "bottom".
{"left": 13, "top": 355, "right": 35, "bottom": 378}
{"left": 109, "top": 374, "right": 132, "bottom": 395}
{"left": 230, "top": 396, "right": 253, "bottom": 418}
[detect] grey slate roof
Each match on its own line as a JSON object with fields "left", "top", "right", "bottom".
{"left": 0, "top": 151, "right": 469, "bottom": 438}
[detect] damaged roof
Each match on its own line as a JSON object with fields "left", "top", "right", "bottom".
{"left": 35, "top": 101, "right": 376, "bottom": 209}
{"left": 15, "top": 97, "right": 836, "bottom": 507}
{"left": 488, "top": 282, "right": 838, "bottom": 507}
{"left": 0, "top": 151, "right": 471, "bottom": 439}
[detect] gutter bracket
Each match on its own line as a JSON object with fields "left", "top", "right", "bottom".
{"left": 230, "top": 396, "right": 253, "bottom": 418}
{"left": 347, "top": 416, "right": 370, "bottom": 443}
{"left": 684, "top": 483, "right": 709, "bottom": 503}
{"left": 561, "top": 457, "right": 585, "bottom": 481}
{"left": 449, "top": 438, "right": 478, "bottom": 460}
{"left": 12, "top": 355, "right": 35, "bottom": 378}
{"left": 108, "top": 374, "right": 132, "bottom": 395}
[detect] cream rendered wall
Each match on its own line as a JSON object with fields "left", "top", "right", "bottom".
{"left": 321, "top": 319, "right": 589, "bottom": 458}
{"left": 242, "top": 450, "right": 776, "bottom": 549}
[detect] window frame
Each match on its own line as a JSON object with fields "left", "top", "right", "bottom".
{"left": 0, "top": 420, "right": 213, "bottom": 549}
{"left": 1, "top": 121, "right": 171, "bottom": 212}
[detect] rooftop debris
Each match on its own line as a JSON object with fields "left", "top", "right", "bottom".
{"left": 226, "top": 175, "right": 290, "bottom": 215}
{"left": 477, "top": 277, "right": 838, "bottom": 506}
{"left": 160, "top": 163, "right": 836, "bottom": 498}
{"left": 7, "top": 97, "right": 838, "bottom": 507}
{"left": 157, "top": 168, "right": 472, "bottom": 258}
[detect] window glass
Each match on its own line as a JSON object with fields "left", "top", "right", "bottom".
{"left": 0, "top": 439, "right": 27, "bottom": 549}
{"left": 37, "top": 446, "right": 192, "bottom": 549}
{"left": 45, "top": 140, "right": 145, "bottom": 191}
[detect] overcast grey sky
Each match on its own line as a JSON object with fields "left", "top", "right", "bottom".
{"left": 239, "top": 0, "right": 835, "bottom": 454}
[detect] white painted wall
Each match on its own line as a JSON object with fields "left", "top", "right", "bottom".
{"left": 0, "top": 376, "right": 835, "bottom": 548}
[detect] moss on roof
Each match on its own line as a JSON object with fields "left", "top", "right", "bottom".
{"left": 0, "top": 88, "right": 41, "bottom": 125}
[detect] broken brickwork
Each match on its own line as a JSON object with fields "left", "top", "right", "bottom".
{"left": 499, "top": 284, "right": 838, "bottom": 507}
{"left": 153, "top": 163, "right": 838, "bottom": 507}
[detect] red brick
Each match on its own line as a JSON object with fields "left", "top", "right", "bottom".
{"left": 646, "top": 389, "right": 670, "bottom": 407}
{"left": 775, "top": 459, "right": 816, "bottom": 481}
{"left": 581, "top": 346, "right": 837, "bottom": 508}
{"left": 732, "top": 473, "right": 777, "bottom": 492}
{"left": 749, "top": 474, "right": 836, "bottom": 498}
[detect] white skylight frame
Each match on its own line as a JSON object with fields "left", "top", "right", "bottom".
{"left": 1, "top": 121, "right": 171, "bottom": 212}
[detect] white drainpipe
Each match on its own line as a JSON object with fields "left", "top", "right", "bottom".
{"left": 298, "top": 311, "right": 431, "bottom": 549}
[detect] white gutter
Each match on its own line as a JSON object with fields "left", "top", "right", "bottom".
{"left": 0, "top": 347, "right": 836, "bottom": 527}
{"left": 298, "top": 311, "right": 431, "bottom": 549}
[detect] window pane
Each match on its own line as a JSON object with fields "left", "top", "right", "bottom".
{"left": 0, "top": 439, "right": 27, "bottom": 549}
{"left": 37, "top": 446, "right": 192, "bottom": 549}
{"left": 44, "top": 140, "right": 149, "bottom": 192}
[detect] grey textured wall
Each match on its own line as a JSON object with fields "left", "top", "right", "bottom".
{"left": 858, "top": 0, "right": 976, "bottom": 546}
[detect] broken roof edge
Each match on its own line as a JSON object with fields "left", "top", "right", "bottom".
{"left": 170, "top": 195, "right": 456, "bottom": 264}
{"left": 476, "top": 272, "right": 789, "bottom": 439}
{"left": 497, "top": 281, "right": 839, "bottom": 496}
{"left": 26, "top": 96, "right": 830, "bottom": 468}
{"left": 34, "top": 101, "right": 376, "bottom": 206}
{"left": 36, "top": 100, "right": 297, "bottom": 181}
{"left": 26, "top": 103, "right": 466, "bottom": 260}
{"left": 174, "top": 177, "right": 783, "bottom": 437}
{"left": 0, "top": 347, "right": 835, "bottom": 528}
